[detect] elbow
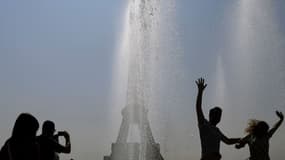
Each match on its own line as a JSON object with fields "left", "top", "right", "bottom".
{"left": 66, "top": 146, "right": 71, "bottom": 153}
{"left": 64, "top": 149, "right": 71, "bottom": 154}
{"left": 62, "top": 146, "right": 71, "bottom": 154}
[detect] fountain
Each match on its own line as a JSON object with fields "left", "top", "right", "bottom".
{"left": 105, "top": 0, "right": 165, "bottom": 160}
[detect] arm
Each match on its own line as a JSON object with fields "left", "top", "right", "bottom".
{"left": 268, "top": 111, "right": 283, "bottom": 138}
{"left": 54, "top": 131, "right": 71, "bottom": 153}
{"left": 235, "top": 135, "right": 250, "bottom": 149}
{"left": 220, "top": 132, "right": 240, "bottom": 145}
{"left": 62, "top": 131, "right": 71, "bottom": 153}
{"left": 195, "top": 78, "right": 207, "bottom": 124}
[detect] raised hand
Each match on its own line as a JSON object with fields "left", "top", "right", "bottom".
{"left": 196, "top": 78, "right": 207, "bottom": 91}
{"left": 268, "top": 110, "right": 284, "bottom": 137}
{"left": 276, "top": 111, "right": 284, "bottom": 120}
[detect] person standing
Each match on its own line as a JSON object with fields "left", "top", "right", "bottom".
{"left": 37, "top": 120, "right": 71, "bottom": 160}
{"left": 236, "top": 111, "right": 283, "bottom": 160}
{"left": 0, "top": 113, "right": 40, "bottom": 160}
{"left": 195, "top": 78, "right": 240, "bottom": 160}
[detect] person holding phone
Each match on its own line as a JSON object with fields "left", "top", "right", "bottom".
{"left": 37, "top": 120, "right": 71, "bottom": 160}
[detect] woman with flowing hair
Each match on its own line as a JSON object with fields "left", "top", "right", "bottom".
{"left": 235, "top": 111, "right": 284, "bottom": 160}
{"left": 0, "top": 113, "right": 40, "bottom": 160}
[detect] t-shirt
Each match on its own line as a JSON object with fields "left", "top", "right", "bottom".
{"left": 198, "top": 119, "right": 224, "bottom": 156}
{"left": 37, "top": 135, "right": 66, "bottom": 160}
{"left": 243, "top": 134, "right": 270, "bottom": 160}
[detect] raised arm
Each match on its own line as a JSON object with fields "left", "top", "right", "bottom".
{"left": 55, "top": 131, "right": 71, "bottom": 153}
{"left": 268, "top": 111, "right": 283, "bottom": 138}
{"left": 62, "top": 131, "right": 71, "bottom": 153}
{"left": 195, "top": 78, "right": 207, "bottom": 124}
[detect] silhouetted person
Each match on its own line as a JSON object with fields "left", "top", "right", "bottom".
{"left": 195, "top": 78, "right": 240, "bottom": 160}
{"left": 236, "top": 111, "right": 284, "bottom": 160}
{"left": 0, "top": 113, "right": 40, "bottom": 160}
{"left": 37, "top": 120, "right": 71, "bottom": 160}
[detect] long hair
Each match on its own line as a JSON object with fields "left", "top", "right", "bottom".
{"left": 245, "top": 119, "right": 269, "bottom": 138}
{"left": 11, "top": 113, "right": 39, "bottom": 141}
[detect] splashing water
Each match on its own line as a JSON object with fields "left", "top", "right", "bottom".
{"left": 111, "top": 0, "right": 162, "bottom": 140}
{"left": 108, "top": 0, "right": 174, "bottom": 160}
{"left": 124, "top": 0, "right": 161, "bottom": 117}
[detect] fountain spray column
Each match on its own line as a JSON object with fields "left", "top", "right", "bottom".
{"left": 105, "top": 0, "right": 164, "bottom": 160}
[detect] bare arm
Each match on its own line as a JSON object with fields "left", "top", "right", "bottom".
{"left": 63, "top": 131, "right": 71, "bottom": 153}
{"left": 55, "top": 131, "right": 71, "bottom": 153}
{"left": 195, "top": 78, "right": 207, "bottom": 124}
{"left": 235, "top": 135, "right": 250, "bottom": 149}
{"left": 220, "top": 131, "right": 240, "bottom": 145}
{"left": 221, "top": 134, "right": 240, "bottom": 145}
{"left": 268, "top": 111, "right": 283, "bottom": 138}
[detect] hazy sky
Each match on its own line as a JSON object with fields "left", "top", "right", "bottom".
{"left": 1, "top": 1, "right": 285, "bottom": 160}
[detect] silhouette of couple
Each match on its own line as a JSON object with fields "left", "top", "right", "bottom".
{"left": 0, "top": 114, "right": 71, "bottom": 160}
{"left": 195, "top": 78, "right": 283, "bottom": 160}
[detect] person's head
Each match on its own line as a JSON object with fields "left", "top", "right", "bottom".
{"left": 42, "top": 120, "right": 56, "bottom": 136}
{"left": 209, "top": 106, "right": 222, "bottom": 125}
{"left": 254, "top": 121, "right": 269, "bottom": 138}
{"left": 245, "top": 119, "right": 269, "bottom": 138}
{"left": 12, "top": 113, "right": 39, "bottom": 141}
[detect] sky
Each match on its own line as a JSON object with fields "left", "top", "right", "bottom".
{"left": 0, "top": 0, "right": 285, "bottom": 160}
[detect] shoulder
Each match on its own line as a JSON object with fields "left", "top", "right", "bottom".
{"left": 198, "top": 118, "right": 207, "bottom": 125}
{"left": 198, "top": 119, "right": 211, "bottom": 131}
{"left": 214, "top": 126, "right": 225, "bottom": 137}
{"left": 37, "top": 135, "right": 48, "bottom": 143}
{"left": 0, "top": 138, "right": 12, "bottom": 158}
{"left": 1, "top": 138, "right": 13, "bottom": 149}
{"left": 0, "top": 139, "right": 10, "bottom": 150}
{"left": 198, "top": 118, "right": 208, "bottom": 126}
{"left": 37, "top": 136, "right": 58, "bottom": 146}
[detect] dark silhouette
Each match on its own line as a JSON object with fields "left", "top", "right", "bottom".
{"left": 0, "top": 113, "right": 40, "bottom": 160}
{"left": 195, "top": 78, "right": 240, "bottom": 160}
{"left": 236, "top": 111, "right": 284, "bottom": 160}
{"left": 37, "top": 120, "right": 71, "bottom": 160}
